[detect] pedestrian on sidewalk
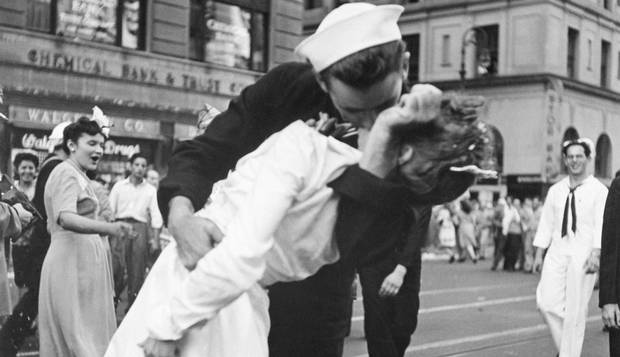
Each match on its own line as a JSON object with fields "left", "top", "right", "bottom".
{"left": 532, "top": 138, "right": 607, "bottom": 357}
{"left": 109, "top": 153, "right": 163, "bottom": 309}
{"left": 458, "top": 199, "right": 479, "bottom": 263}
{"left": 491, "top": 198, "right": 507, "bottom": 270}
{"left": 38, "top": 117, "right": 135, "bottom": 357}
{"left": 437, "top": 203, "right": 458, "bottom": 262}
{"left": 502, "top": 196, "right": 522, "bottom": 271}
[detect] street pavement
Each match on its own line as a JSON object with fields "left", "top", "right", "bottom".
{"left": 344, "top": 258, "right": 608, "bottom": 357}
{"left": 9, "top": 257, "right": 609, "bottom": 357}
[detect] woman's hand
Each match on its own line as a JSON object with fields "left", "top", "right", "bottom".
{"left": 139, "top": 337, "right": 178, "bottom": 357}
{"left": 109, "top": 222, "right": 136, "bottom": 240}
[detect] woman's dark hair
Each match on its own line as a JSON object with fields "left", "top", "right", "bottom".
{"left": 13, "top": 152, "right": 39, "bottom": 170}
{"left": 62, "top": 117, "right": 104, "bottom": 155}
{"left": 318, "top": 40, "right": 406, "bottom": 89}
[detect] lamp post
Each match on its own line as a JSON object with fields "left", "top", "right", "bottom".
{"left": 459, "top": 27, "right": 490, "bottom": 90}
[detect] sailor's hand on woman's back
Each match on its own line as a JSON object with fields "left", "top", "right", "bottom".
{"left": 168, "top": 196, "right": 224, "bottom": 270}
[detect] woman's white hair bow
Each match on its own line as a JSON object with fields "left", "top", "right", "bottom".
{"left": 92, "top": 106, "right": 112, "bottom": 138}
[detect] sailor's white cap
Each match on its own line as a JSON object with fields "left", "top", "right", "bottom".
{"left": 295, "top": 3, "right": 404, "bottom": 73}
{"left": 48, "top": 121, "right": 71, "bottom": 153}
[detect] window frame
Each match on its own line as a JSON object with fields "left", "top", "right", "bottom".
{"left": 189, "top": 0, "right": 269, "bottom": 72}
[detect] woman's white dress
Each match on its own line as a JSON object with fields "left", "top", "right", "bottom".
{"left": 105, "top": 121, "right": 361, "bottom": 357}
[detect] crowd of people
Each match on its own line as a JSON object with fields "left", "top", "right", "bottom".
{"left": 430, "top": 195, "right": 544, "bottom": 271}
{"left": 0, "top": 117, "right": 166, "bottom": 356}
{"left": 0, "top": 3, "right": 617, "bottom": 357}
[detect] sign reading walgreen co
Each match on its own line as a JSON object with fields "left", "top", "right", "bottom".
{"left": 9, "top": 106, "right": 161, "bottom": 140}
{"left": 0, "top": 31, "right": 259, "bottom": 97}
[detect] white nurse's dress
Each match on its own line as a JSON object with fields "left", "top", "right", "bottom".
{"left": 105, "top": 121, "right": 361, "bottom": 357}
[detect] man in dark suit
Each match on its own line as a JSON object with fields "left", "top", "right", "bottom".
{"left": 358, "top": 205, "right": 431, "bottom": 357}
{"left": 600, "top": 176, "right": 620, "bottom": 356}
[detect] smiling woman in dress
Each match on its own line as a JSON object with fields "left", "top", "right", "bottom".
{"left": 38, "top": 117, "right": 135, "bottom": 357}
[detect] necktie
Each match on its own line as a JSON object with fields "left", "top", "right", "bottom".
{"left": 561, "top": 185, "right": 580, "bottom": 237}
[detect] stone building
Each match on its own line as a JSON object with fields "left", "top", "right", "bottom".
{"left": 305, "top": 0, "right": 620, "bottom": 201}
{"left": 0, "top": 0, "right": 303, "bottom": 183}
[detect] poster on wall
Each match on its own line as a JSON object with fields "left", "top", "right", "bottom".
{"left": 56, "top": 0, "right": 118, "bottom": 45}
{"left": 204, "top": 1, "right": 251, "bottom": 69}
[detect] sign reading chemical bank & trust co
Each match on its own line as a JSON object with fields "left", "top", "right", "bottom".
{"left": 0, "top": 31, "right": 259, "bottom": 97}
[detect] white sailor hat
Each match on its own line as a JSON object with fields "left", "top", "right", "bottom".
{"left": 48, "top": 121, "right": 72, "bottom": 153}
{"left": 295, "top": 3, "right": 404, "bottom": 73}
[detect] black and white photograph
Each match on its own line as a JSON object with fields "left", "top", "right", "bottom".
{"left": 0, "top": 1, "right": 618, "bottom": 356}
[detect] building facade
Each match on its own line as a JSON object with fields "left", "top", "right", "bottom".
{"left": 304, "top": 0, "right": 620, "bottom": 202}
{"left": 0, "top": 0, "right": 303, "bottom": 184}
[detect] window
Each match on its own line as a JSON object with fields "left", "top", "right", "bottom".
{"left": 488, "top": 125, "right": 504, "bottom": 174}
{"left": 120, "top": 0, "right": 144, "bottom": 49}
{"left": 617, "top": 52, "right": 620, "bottom": 79}
{"left": 441, "top": 34, "right": 451, "bottom": 66}
{"left": 587, "top": 39, "right": 593, "bottom": 70}
{"left": 54, "top": 0, "right": 145, "bottom": 49}
{"left": 601, "top": 40, "right": 611, "bottom": 87}
{"left": 567, "top": 28, "right": 579, "bottom": 79}
{"left": 403, "top": 34, "right": 420, "bottom": 83}
{"left": 604, "top": 0, "right": 611, "bottom": 10}
{"left": 595, "top": 134, "right": 612, "bottom": 178}
{"left": 189, "top": 0, "right": 268, "bottom": 72}
{"left": 304, "top": 0, "right": 322, "bottom": 9}
{"left": 25, "top": 0, "right": 52, "bottom": 32}
{"left": 475, "top": 24, "right": 499, "bottom": 77}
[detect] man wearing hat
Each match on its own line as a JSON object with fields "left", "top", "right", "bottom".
{"left": 532, "top": 138, "right": 608, "bottom": 357}
{"left": 159, "top": 3, "right": 434, "bottom": 356}
{"left": 0, "top": 122, "right": 69, "bottom": 356}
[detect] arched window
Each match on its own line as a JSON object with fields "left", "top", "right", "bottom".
{"left": 561, "top": 127, "right": 580, "bottom": 174}
{"left": 486, "top": 125, "right": 503, "bottom": 173}
{"left": 595, "top": 134, "right": 612, "bottom": 178}
{"left": 562, "top": 127, "right": 580, "bottom": 142}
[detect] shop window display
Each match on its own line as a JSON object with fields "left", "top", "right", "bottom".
{"left": 190, "top": 0, "right": 267, "bottom": 71}
{"left": 21, "top": 0, "right": 143, "bottom": 49}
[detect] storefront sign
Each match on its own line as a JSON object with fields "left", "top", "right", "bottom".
{"left": 11, "top": 127, "right": 157, "bottom": 183}
{"left": 506, "top": 175, "right": 543, "bottom": 185}
{"left": 21, "top": 132, "right": 55, "bottom": 152}
{"left": 0, "top": 32, "right": 258, "bottom": 97}
{"left": 9, "top": 106, "right": 161, "bottom": 139}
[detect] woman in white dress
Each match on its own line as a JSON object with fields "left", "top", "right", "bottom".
{"left": 105, "top": 90, "right": 491, "bottom": 357}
